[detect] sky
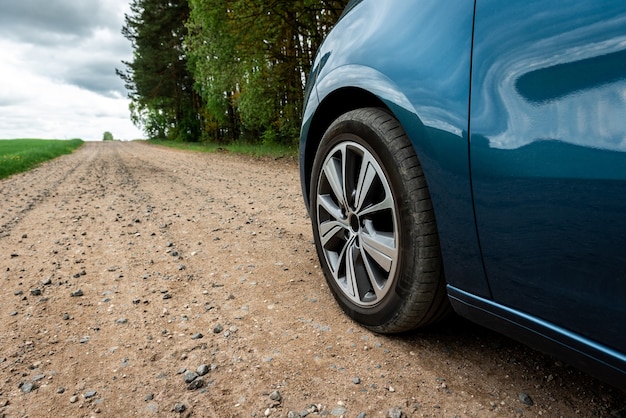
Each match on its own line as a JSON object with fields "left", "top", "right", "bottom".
{"left": 0, "top": 0, "right": 144, "bottom": 141}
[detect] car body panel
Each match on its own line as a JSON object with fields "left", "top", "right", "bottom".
{"left": 471, "top": 0, "right": 626, "bottom": 353}
{"left": 299, "top": 0, "right": 626, "bottom": 389}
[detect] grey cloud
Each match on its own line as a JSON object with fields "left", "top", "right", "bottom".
{"left": 65, "top": 60, "right": 127, "bottom": 97}
{"left": 0, "top": 0, "right": 112, "bottom": 44}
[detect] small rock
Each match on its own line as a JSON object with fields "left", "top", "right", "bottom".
{"left": 188, "top": 379, "right": 204, "bottom": 390}
{"left": 269, "top": 390, "right": 281, "bottom": 402}
{"left": 115, "top": 318, "right": 128, "bottom": 324}
{"left": 387, "top": 407, "right": 403, "bottom": 418}
{"left": 163, "top": 293, "right": 172, "bottom": 300}
{"left": 213, "top": 324, "right": 223, "bottom": 334}
{"left": 353, "top": 377, "right": 361, "bottom": 384}
{"left": 197, "top": 364, "right": 209, "bottom": 376}
{"left": 183, "top": 371, "right": 198, "bottom": 383}
{"left": 145, "top": 393, "right": 154, "bottom": 401}
{"left": 20, "top": 382, "right": 35, "bottom": 393}
{"left": 57, "top": 387, "right": 65, "bottom": 394}
{"left": 191, "top": 333, "right": 203, "bottom": 340}
{"left": 331, "top": 406, "right": 347, "bottom": 416}
{"left": 84, "top": 390, "right": 97, "bottom": 399}
{"left": 173, "top": 403, "right": 186, "bottom": 413}
{"left": 30, "top": 289, "right": 42, "bottom": 296}
{"left": 519, "top": 392, "right": 534, "bottom": 406}
{"left": 70, "top": 395, "right": 78, "bottom": 403}
{"left": 71, "top": 289, "right": 84, "bottom": 297}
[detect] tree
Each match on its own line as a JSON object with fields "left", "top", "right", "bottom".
{"left": 117, "top": 0, "right": 203, "bottom": 142}
{"left": 103, "top": 132, "right": 114, "bottom": 141}
{"left": 186, "top": 0, "right": 346, "bottom": 145}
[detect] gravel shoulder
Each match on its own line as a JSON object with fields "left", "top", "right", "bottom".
{"left": 0, "top": 141, "right": 624, "bottom": 417}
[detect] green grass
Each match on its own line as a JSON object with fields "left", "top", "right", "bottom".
{"left": 0, "top": 138, "right": 84, "bottom": 180}
{"left": 147, "top": 139, "right": 298, "bottom": 159}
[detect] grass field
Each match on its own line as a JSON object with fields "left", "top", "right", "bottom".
{"left": 148, "top": 139, "right": 297, "bottom": 159}
{"left": 0, "top": 138, "right": 84, "bottom": 180}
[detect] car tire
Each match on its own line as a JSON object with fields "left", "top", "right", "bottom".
{"left": 310, "top": 107, "right": 451, "bottom": 333}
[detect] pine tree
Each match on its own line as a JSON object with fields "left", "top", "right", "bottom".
{"left": 118, "top": 0, "right": 202, "bottom": 141}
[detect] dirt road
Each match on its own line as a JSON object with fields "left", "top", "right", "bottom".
{"left": 0, "top": 141, "right": 623, "bottom": 417}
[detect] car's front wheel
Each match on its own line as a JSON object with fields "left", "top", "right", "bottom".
{"left": 310, "top": 107, "right": 450, "bottom": 333}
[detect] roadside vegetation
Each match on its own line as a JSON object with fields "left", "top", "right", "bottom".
{"left": 0, "top": 139, "right": 83, "bottom": 180}
{"left": 148, "top": 139, "right": 297, "bottom": 160}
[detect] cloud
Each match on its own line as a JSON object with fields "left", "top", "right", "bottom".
{"left": 0, "top": 1, "right": 112, "bottom": 44}
{"left": 0, "top": 0, "right": 143, "bottom": 140}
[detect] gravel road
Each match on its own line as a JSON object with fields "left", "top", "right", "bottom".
{"left": 0, "top": 141, "right": 624, "bottom": 417}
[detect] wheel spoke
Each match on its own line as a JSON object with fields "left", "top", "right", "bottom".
{"left": 322, "top": 149, "right": 348, "bottom": 210}
{"left": 358, "top": 190, "right": 394, "bottom": 217}
{"left": 319, "top": 219, "right": 346, "bottom": 246}
{"left": 344, "top": 237, "right": 360, "bottom": 299}
{"left": 359, "top": 245, "right": 385, "bottom": 300}
{"left": 361, "top": 226, "right": 396, "bottom": 273}
{"left": 317, "top": 194, "right": 345, "bottom": 225}
{"left": 353, "top": 153, "right": 378, "bottom": 212}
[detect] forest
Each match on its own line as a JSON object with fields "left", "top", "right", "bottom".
{"left": 117, "top": 0, "right": 349, "bottom": 145}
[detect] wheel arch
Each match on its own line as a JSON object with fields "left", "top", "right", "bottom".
{"left": 301, "top": 87, "right": 388, "bottom": 211}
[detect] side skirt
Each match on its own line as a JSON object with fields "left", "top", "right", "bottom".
{"left": 447, "top": 285, "right": 626, "bottom": 391}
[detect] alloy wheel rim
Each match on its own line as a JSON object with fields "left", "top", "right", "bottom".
{"left": 315, "top": 140, "right": 399, "bottom": 307}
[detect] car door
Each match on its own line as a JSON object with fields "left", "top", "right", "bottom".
{"left": 470, "top": 0, "right": 626, "bottom": 352}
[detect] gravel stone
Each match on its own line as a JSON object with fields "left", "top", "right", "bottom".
{"left": 191, "top": 333, "right": 203, "bottom": 340}
{"left": 183, "top": 370, "right": 198, "bottom": 383}
{"left": 197, "top": 364, "right": 209, "bottom": 376}
{"left": 519, "top": 392, "right": 534, "bottom": 406}
{"left": 20, "top": 382, "right": 35, "bottom": 393}
{"left": 70, "top": 289, "right": 84, "bottom": 297}
{"left": 331, "top": 406, "right": 347, "bottom": 416}
{"left": 387, "top": 407, "right": 403, "bottom": 418}
{"left": 269, "top": 390, "right": 281, "bottom": 402}
{"left": 188, "top": 378, "right": 204, "bottom": 390}
{"left": 213, "top": 324, "right": 224, "bottom": 334}
{"left": 173, "top": 403, "right": 186, "bottom": 413}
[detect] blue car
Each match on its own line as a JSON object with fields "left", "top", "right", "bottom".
{"left": 299, "top": 0, "right": 626, "bottom": 389}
